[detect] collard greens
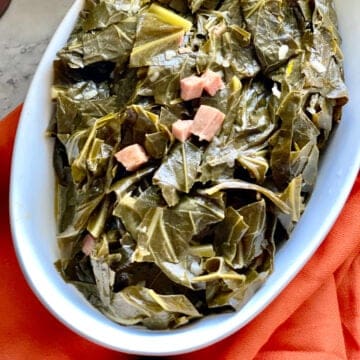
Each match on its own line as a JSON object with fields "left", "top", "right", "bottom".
{"left": 51, "top": 0, "right": 348, "bottom": 329}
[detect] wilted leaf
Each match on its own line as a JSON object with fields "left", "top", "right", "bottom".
{"left": 153, "top": 141, "right": 203, "bottom": 206}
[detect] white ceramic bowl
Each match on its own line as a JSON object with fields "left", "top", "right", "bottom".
{"left": 9, "top": 0, "right": 360, "bottom": 356}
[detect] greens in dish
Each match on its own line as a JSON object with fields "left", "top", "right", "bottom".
{"left": 49, "top": 0, "right": 348, "bottom": 329}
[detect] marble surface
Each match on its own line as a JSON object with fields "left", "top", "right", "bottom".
{"left": 0, "top": 0, "right": 72, "bottom": 119}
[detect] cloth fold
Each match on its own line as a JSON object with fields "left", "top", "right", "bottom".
{"left": 0, "top": 105, "right": 359, "bottom": 359}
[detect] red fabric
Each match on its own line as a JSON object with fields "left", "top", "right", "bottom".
{"left": 1, "top": 105, "right": 359, "bottom": 359}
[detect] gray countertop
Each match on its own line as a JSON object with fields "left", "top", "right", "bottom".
{"left": 0, "top": 0, "right": 72, "bottom": 119}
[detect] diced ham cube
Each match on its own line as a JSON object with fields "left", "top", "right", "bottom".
{"left": 201, "top": 70, "right": 225, "bottom": 96}
{"left": 114, "top": 144, "right": 149, "bottom": 171}
{"left": 82, "top": 234, "right": 96, "bottom": 256}
{"left": 180, "top": 75, "right": 205, "bottom": 101}
{"left": 191, "top": 105, "right": 225, "bottom": 142}
{"left": 172, "top": 119, "right": 194, "bottom": 142}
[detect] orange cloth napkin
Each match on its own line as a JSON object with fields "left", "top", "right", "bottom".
{"left": 0, "top": 105, "right": 359, "bottom": 360}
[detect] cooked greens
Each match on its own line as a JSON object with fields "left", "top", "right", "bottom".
{"left": 50, "top": 0, "right": 347, "bottom": 330}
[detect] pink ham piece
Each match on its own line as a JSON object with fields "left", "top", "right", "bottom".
{"left": 191, "top": 105, "right": 225, "bottom": 141}
{"left": 172, "top": 119, "right": 194, "bottom": 142}
{"left": 201, "top": 69, "right": 225, "bottom": 96}
{"left": 82, "top": 234, "right": 96, "bottom": 256}
{"left": 114, "top": 144, "right": 149, "bottom": 171}
{"left": 180, "top": 75, "right": 205, "bottom": 101}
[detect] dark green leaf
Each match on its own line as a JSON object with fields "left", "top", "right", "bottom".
{"left": 103, "top": 285, "right": 201, "bottom": 329}
{"left": 130, "top": 11, "right": 185, "bottom": 67}
{"left": 153, "top": 141, "right": 202, "bottom": 206}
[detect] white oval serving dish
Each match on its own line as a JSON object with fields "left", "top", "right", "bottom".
{"left": 9, "top": 0, "right": 360, "bottom": 356}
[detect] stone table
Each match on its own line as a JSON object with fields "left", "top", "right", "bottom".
{"left": 0, "top": 0, "right": 72, "bottom": 119}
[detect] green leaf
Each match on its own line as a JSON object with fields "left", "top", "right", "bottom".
{"left": 277, "top": 175, "right": 304, "bottom": 234}
{"left": 237, "top": 200, "right": 267, "bottom": 267}
{"left": 120, "top": 105, "right": 161, "bottom": 147}
{"left": 237, "top": 150, "right": 269, "bottom": 183}
{"left": 195, "top": 13, "right": 260, "bottom": 78}
{"left": 130, "top": 11, "right": 185, "bottom": 67}
{"left": 110, "top": 165, "right": 157, "bottom": 200}
{"left": 90, "top": 257, "right": 116, "bottom": 307}
{"left": 54, "top": 91, "right": 118, "bottom": 136}
{"left": 144, "top": 131, "right": 170, "bottom": 159}
{"left": 104, "top": 285, "right": 201, "bottom": 329}
{"left": 83, "top": 20, "right": 137, "bottom": 67}
{"left": 193, "top": 256, "right": 270, "bottom": 310}
{"left": 58, "top": 17, "right": 137, "bottom": 69}
{"left": 113, "top": 186, "right": 164, "bottom": 239}
{"left": 214, "top": 207, "right": 249, "bottom": 267}
{"left": 136, "top": 194, "right": 225, "bottom": 286}
{"left": 241, "top": 0, "right": 301, "bottom": 72}
{"left": 270, "top": 91, "right": 302, "bottom": 189}
{"left": 82, "top": 0, "right": 145, "bottom": 32}
{"left": 200, "top": 179, "right": 291, "bottom": 214}
{"left": 199, "top": 81, "right": 276, "bottom": 183}
{"left": 153, "top": 141, "right": 203, "bottom": 206}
